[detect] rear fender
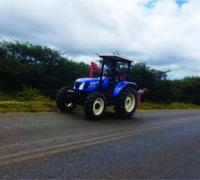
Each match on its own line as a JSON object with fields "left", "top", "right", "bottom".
{"left": 113, "top": 81, "right": 137, "bottom": 97}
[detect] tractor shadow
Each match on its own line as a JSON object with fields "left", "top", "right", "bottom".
{"left": 63, "top": 107, "right": 142, "bottom": 124}
{"left": 104, "top": 111, "right": 141, "bottom": 122}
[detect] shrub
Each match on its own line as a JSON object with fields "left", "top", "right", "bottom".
{"left": 16, "top": 86, "right": 42, "bottom": 100}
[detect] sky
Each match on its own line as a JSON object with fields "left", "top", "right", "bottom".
{"left": 0, "top": 0, "right": 199, "bottom": 79}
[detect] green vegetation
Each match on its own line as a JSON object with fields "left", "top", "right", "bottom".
{"left": 1, "top": 100, "right": 199, "bottom": 113}
{"left": 139, "top": 102, "right": 200, "bottom": 110}
{"left": 0, "top": 41, "right": 200, "bottom": 112}
{"left": 0, "top": 87, "right": 56, "bottom": 112}
{"left": 0, "top": 86, "right": 199, "bottom": 112}
{"left": 0, "top": 41, "right": 89, "bottom": 97}
{"left": 0, "top": 100, "right": 56, "bottom": 113}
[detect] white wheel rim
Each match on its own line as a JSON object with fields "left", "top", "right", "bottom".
{"left": 125, "top": 94, "right": 136, "bottom": 112}
{"left": 93, "top": 98, "right": 104, "bottom": 116}
{"left": 66, "top": 102, "right": 73, "bottom": 108}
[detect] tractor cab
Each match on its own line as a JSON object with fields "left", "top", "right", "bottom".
{"left": 89, "top": 55, "right": 132, "bottom": 83}
{"left": 98, "top": 55, "right": 132, "bottom": 83}
{"left": 97, "top": 55, "right": 134, "bottom": 96}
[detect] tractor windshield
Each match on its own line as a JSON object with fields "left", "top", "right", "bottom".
{"left": 116, "top": 62, "right": 129, "bottom": 81}
{"left": 103, "top": 61, "right": 129, "bottom": 82}
{"left": 89, "top": 56, "right": 131, "bottom": 82}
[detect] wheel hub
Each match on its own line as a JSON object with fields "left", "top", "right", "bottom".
{"left": 125, "top": 94, "right": 135, "bottom": 112}
{"left": 65, "top": 102, "right": 73, "bottom": 108}
{"left": 93, "top": 98, "right": 104, "bottom": 116}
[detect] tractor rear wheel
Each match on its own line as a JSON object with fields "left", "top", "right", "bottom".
{"left": 85, "top": 92, "right": 106, "bottom": 120}
{"left": 114, "top": 87, "right": 137, "bottom": 119}
{"left": 56, "top": 87, "right": 76, "bottom": 113}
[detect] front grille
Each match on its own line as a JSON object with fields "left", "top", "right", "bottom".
{"left": 74, "top": 82, "right": 81, "bottom": 89}
{"left": 84, "top": 82, "right": 90, "bottom": 89}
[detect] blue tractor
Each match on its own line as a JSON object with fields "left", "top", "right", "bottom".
{"left": 56, "top": 55, "right": 138, "bottom": 120}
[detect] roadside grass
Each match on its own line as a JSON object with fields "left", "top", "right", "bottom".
{"left": 139, "top": 102, "right": 200, "bottom": 111}
{"left": 0, "top": 100, "right": 200, "bottom": 113}
{"left": 0, "top": 98, "right": 56, "bottom": 113}
{"left": 0, "top": 89, "right": 200, "bottom": 112}
{"left": 0, "top": 89, "right": 56, "bottom": 112}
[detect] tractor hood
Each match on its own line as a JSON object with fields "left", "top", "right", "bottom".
{"left": 74, "top": 77, "right": 100, "bottom": 91}
{"left": 74, "top": 76, "right": 108, "bottom": 92}
{"left": 75, "top": 77, "right": 99, "bottom": 83}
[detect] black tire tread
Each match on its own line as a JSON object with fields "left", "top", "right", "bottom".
{"left": 84, "top": 92, "right": 106, "bottom": 120}
{"left": 56, "top": 87, "right": 76, "bottom": 113}
{"left": 114, "top": 87, "right": 137, "bottom": 119}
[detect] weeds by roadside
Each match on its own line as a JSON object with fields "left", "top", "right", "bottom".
{"left": 0, "top": 87, "right": 200, "bottom": 112}
{"left": 0, "top": 87, "right": 56, "bottom": 112}
{"left": 139, "top": 102, "right": 200, "bottom": 110}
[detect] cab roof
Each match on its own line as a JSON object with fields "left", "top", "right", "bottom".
{"left": 98, "top": 55, "right": 133, "bottom": 64}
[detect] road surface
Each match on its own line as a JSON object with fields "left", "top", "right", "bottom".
{"left": 0, "top": 110, "right": 200, "bottom": 178}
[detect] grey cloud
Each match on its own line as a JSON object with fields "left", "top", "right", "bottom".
{"left": 0, "top": 0, "right": 200, "bottom": 79}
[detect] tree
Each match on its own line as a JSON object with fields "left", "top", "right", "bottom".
{"left": 0, "top": 41, "right": 199, "bottom": 104}
{"left": 0, "top": 41, "right": 89, "bottom": 97}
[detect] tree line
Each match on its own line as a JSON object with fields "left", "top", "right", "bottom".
{"left": 0, "top": 41, "right": 199, "bottom": 104}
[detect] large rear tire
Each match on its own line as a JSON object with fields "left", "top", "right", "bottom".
{"left": 85, "top": 92, "right": 107, "bottom": 120}
{"left": 56, "top": 87, "right": 76, "bottom": 113}
{"left": 114, "top": 87, "right": 137, "bottom": 119}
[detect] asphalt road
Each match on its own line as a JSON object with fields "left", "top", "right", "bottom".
{"left": 0, "top": 110, "right": 200, "bottom": 179}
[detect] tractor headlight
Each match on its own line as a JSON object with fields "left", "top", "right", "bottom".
{"left": 79, "top": 82, "right": 85, "bottom": 90}
{"left": 88, "top": 81, "right": 99, "bottom": 88}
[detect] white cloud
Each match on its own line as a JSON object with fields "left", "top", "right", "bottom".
{"left": 0, "top": 0, "right": 200, "bottom": 79}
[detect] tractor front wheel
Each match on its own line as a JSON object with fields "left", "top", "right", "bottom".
{"left": 85, "top": 92, "right": 106, "bottom": 120}
{"left": 114, "top": 87, "right": 137, "bottom": 119}
{"left": 56, "top": 87, "right": 76, "bottom": 113}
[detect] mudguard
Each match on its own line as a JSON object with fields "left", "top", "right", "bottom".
{"left": 113, "top": 81, "right": 137, "bottom": 96}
